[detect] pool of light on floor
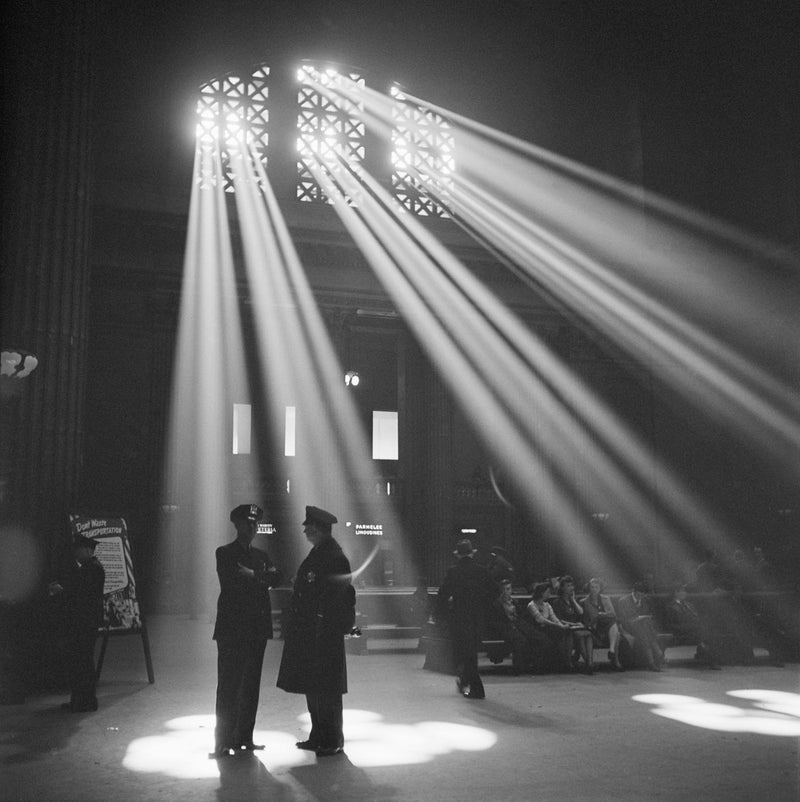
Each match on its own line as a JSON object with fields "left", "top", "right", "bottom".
{"left": 122, "top": 709, "right": 497, "bottom": 778}
{"left": 633, "top": 689, "right": 800, "bottom": 736}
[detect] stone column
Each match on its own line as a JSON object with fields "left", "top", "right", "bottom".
{"left": 1, "top": 1, "right": 95, "bottom": 558}
{"left": 423, "top": 359, "right": 454, "bottom": 584}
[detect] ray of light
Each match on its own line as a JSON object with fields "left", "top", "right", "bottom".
{"left": 400, "top": 89, "right": 800, "bottom": 474}
{"left": 295, "top": 68, "right": 738, "bottom": 578}
{"left": 162, "top": 59, "right": 799, "bottom": 620}
{"left": 160, "top": 142, "right": 252, "bottom": 617}
{"left": 222, "top": 129, "right": 417, "bottom": 586}
{"left": 300, "top": 68, "right": 799, "bottom": 581}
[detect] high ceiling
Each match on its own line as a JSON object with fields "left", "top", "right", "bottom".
{"left": 80, "top": 2, "right": 797, "bottom": 229}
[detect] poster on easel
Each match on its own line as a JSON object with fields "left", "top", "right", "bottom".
{"left": 69, "top": 515, "right": 142, "bottom": 632}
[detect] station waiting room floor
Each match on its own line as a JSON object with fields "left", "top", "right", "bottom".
{"left": 2, "top": 614, "right": 798, "bottom": 801}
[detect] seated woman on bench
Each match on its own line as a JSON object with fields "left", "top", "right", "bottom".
{"left": 581, "top": 577, "right": 624, "bottom": 671}
{"left": 489, "top": 579, "right": 549, "bottom": 673}
{"left": 526, "top": 583, "right": 574, "bottom": 672}
{"left": 551, "top": 575, "right": 595, "bottom": 674}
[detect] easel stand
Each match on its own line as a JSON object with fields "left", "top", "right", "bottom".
{"left": 96, "top": 618, "right": 155, "bottom": 684}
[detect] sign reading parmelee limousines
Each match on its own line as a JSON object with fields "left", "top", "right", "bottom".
{"left": 69, "top": 515, "right": 143, "bottom": 632}
{"left": 354, "top": 523, "right": 383, "bottom": 536}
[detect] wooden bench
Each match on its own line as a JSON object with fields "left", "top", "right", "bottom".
{"left": 420, "top": 634, "right": 512, "bottom": 673}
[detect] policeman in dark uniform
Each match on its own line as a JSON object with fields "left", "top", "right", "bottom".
{"left": 48, "top": 535, "right": 106, "bottom": 712}
{"left": 277, "top": 506, "right": 355, "bottom": 757}
{"left": 211, "top": 504, "right": 281, "bottom": 758}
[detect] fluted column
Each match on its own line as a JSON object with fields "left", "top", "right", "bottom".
{"left": 1, "top": 1, "right": 95, "bottom": 556}
{"left": 423, "top": 360, "right": 454, "bottom": 584}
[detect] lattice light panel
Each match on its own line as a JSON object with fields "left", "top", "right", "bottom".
{"left": 390, "top": 85, "right": 454, "bottom": 218}
{"left": 296, "top": 64, "right": 366, "bottom": 204}
{"left": 195, "top": 65, "right": 270, "bottom": 192}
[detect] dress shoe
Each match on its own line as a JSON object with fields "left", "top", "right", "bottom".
{"left": 295, "top": 740, "right": 319, "bottom": 751}
{"left": 238, "top": 742, "right": 265, "bottom": 751}
{"left": 316, "top": 745, "right": 344, "bottom": 757}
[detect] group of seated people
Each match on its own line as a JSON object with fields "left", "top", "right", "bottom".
{"left": 483, "top": 572, "right": 787, "bottom": 675}
{"left": 487, "top": 575, "right": 638, "bottom": 675}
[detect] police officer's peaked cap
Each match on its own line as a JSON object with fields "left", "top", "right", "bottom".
{"left": 73, "top": 534, "right": 98, "bottom": 550}
{"left": 303, "top": 505, "right": 338, "bottom": 526}
{"left": 230, "top": 504, "right": 264, "bottom": 523}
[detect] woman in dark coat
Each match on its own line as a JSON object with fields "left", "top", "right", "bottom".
{"left": 581, "top": 577, "right": 624, "bottom": 671}
{"left": 277, "top": 506, "right": 355, "bottom": 757}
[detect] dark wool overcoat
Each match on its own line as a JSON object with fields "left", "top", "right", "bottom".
{"left": 63, "top": 556, "right": 106, "bottom": 632}
{"left": 213, "top": 540, "right": 279, "bottom": 642}
{"left": 277, "top": 536, "right": 353, "bottom": 695}
{"left": 437, "top": 557, "right": 497, "bottom": 647}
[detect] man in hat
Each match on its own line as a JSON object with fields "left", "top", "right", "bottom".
{"left": 437, "top": 539, "right": 497, "bottom": 699}
{"left": 48, "top": 535, "right": 106, "bottom": 712}
{"left": 211, "top": 504, "right": 281, "bottom": 758}
{"left": 487, "top": 545, "right": 514, "bottom": 584}
{"left": 277, "top": 506, "right": 355, "bottom": 757}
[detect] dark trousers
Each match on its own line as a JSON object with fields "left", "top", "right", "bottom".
{"left": 452, "top": 619, "right": 484, "bottom": 697}
{"left": 306, "top": 692, "right": 344, "bottom": 749}
{"left": 624, "top": 619, "right": 663, "bottom": 668}
{"left": 68, "top": 625, "right": 98, "bottom": 711}
{"left": 215, "top": 637, "right": 267, "bottom": 749}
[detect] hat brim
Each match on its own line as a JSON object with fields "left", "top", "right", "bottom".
{"left": 74, "top": 538, "right": 97, "bottom": 550}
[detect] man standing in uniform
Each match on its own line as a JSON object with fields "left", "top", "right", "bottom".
{"left": 438, "top": 539, "right": 497, "bottom": 699}
{"left": 277, "top": 506, "right": 355, "bottom": 757}
{"left": 48, "top": 535, "right": 106, "bottom": 712}
{"left": 211, "top": 504, "right": 280, "bottom": 758}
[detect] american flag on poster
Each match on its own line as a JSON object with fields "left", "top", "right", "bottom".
{"left": 69, "top": 515, "right": 143, "bottom": 632}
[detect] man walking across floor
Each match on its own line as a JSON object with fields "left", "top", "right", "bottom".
{"left": 211, "top": 504, "right": 281, "bottom": 758}
{"left": 438, "top": 539, "right": 497, "bottom": 699}
{"left": 277, "top": 505, "right": 355, "bottom": 757}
